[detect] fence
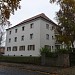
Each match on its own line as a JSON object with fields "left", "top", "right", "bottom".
{"left": 69, "top": 53, "right": 75, "bottom": 66}
{"left": 41, "top": 53, "right": 70, "bottom": 67}
{"left": 0, "top": 53, "right": 75, "bottom": 67}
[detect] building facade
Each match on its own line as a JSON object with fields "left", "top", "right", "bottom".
{"left": 5, "top": 13, "right": 60, "bottom": 56}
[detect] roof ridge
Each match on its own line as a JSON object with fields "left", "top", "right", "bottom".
{"left": 17, "top": 13, "right": 46, "bottom": 25}
{"left": 7, "top": 13, "right": 57, "bottom": 30}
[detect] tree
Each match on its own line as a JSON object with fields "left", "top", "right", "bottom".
{"left": 0, "top": 28, "right": 5, "bottom": 46}
{"left": 0, "top": 0, "right": 21, "bottom": 25}
{"left": 0, "top": 21, "right": 11, "bottom": 46}
{"left": 50, "top": 0, "right": 75, "bottom": 49}
{"left": 0, "top": 0, "right": 21, "bottom": 46}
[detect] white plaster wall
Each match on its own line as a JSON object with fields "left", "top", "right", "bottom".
{"left": 40, "top": 19, "right": 55, "bottom": 51}
{"left": 5, "top": 18, "right": 56, "bottom": 56}
{"left": 5, "top": 19, "right": 41, "bottom": 56}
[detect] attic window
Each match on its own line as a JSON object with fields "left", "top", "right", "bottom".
{"left": 22, "top": 26, "right": 25, "bottom": 31}
{"left": 46, "top": 24, "right": 49, "bottom": 29}
{"left": 50, "top": 26, "right": 54, "bottom": 30}
{"left": 15, "top": 29, "right": 17, "bottom": 33}
{"left": 9, "top": 31, "right": 11, "bottom": 34}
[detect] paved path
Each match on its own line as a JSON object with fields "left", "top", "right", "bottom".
{"left": 0, "top": 65, "right": 48, "bottom": 75}
{"left": 3, "top": 62, "right": 75, "bottom": 75}
{"left": 0, "top": 62, "right": 62, "bottom": 75}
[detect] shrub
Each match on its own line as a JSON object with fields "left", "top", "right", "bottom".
{"left": 40, "top": 47, "right": 50, "bottom": 54}
{"left": 40, "top": 47, "right": 57, "bottom": 57}
{"left": 0, "top": 56, "right": 41, "bottom": 65}
{"left": 56, "top": 48, "right": 70, "bottom": 54}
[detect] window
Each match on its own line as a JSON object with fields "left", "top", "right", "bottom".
{"left": 46, "top": 24, "right": 49, "bottom": 29}
{"left": 45, "top": 45, "right": 51, "bottom": 51}
{"left": 19, "top": 46, "right": 25, "bottom": 51}
{"left": 22, "top": 26, "right": 24, "bottom": 31}
{"left": 21, "top": 35, "right": 24, "bottom": 41}
{"left": 7, "top": 47, "right": 11, "bottom": 51}
{"left": 52, "top": 26, "right": 54, "bottom": 30}
{"left": 46, "top": 34, "right": 49, "bottom": 40}
{"left": 30, "top": 23, "right": 34, "bottom": 28}
{"left": 30, "top": 33, "right": 33, "bottom": 39}
{"left": 9, "top": 38, "right": 11, "bottom": 43}
{"left": 15, "top": 29, "right": 17, "bottom": 33}
{"left": 52, "top": 46, "right": 53, "bottom": 49}
{"left": 50, "top": 26, "right": 54, "bottom": 30}
{"left": 14, "top": 37, "right": 17, "bottom": 42}
{"left": 12, "top": 46, "right": 17, "bottom": 51}
{"left": 28, "top": 45, "right": 35, "bottom": 50}
{"left": 52, "top": 36, "right": 54, "bottom": 39}
{"left": 9, "top": 31, "right": 11, "bottom": 35}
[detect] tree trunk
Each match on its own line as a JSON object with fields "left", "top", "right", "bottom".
{"left": 71, "top": 41, "right": 74, "bottom": 52}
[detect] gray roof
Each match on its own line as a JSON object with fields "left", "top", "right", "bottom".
{"left": 7, "top": 13, "right": 57, "bottom": 30}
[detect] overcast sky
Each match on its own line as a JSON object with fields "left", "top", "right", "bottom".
{"left": 9, "top": 0, "right": 59, "bottom": 26}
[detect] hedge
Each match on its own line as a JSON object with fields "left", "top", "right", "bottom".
{"left": 0, "top": 56, "right": 41, "bottom": 65}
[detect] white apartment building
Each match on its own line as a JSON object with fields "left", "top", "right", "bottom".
{"left": 5, "top": 13, "right": 60, "bottom": 56}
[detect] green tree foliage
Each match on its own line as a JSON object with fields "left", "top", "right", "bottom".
{"left": 40, "top": 47, "right": 57, "bottom": 57}
{"left": 40, "top": 47, "right": 50, "bottom": 55}
{"left": 50, "top": 0, "right": 75, "bottom": 49}
{"left": 0, "top": 0, "right": 21, "bottom": 25}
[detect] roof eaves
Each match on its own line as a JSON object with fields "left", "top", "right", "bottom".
{"left": 6, "top": 13, "right": 58, "bottom": 30}
{"left": 6, "top": 16, "right": 41, "bottom": 30}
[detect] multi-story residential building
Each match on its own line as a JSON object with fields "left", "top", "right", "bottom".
{"left": 5, "top": 13, "right": 60, "bottom": 56}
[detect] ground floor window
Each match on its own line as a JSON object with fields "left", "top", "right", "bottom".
{"left": 28, "top": 45, "right": 35, "bottom": 50}
{"left": 55, "top": 45, "right": 60, "bottom": 50}
{"left": 19, "top": 46, "right": 25, "bottom": 51}
{"left": 7, "top": 47, "right": 11, "bottom": 51}
{"left": 52, "top": 46, "right": 54, "bottom": 49}
{"left": 12, "top": 46, "right": 17, "bottom": 51}
{"left": 45, "top": 45, "right": 51, "bottom": 51}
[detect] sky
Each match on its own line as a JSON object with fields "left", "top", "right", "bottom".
{"left": 9, "top": 0, "right": 60, "bottom": 26}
